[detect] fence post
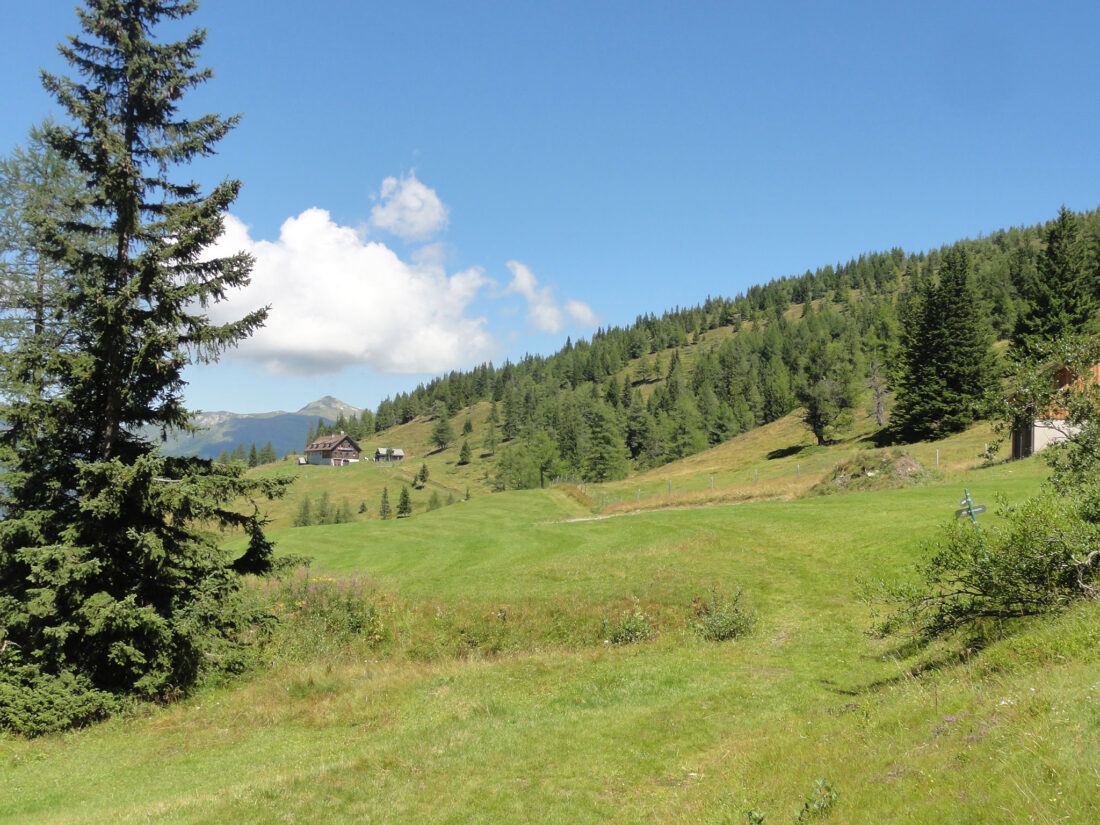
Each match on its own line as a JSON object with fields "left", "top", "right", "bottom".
{"left": 637, "top": 488, "right": 641, "bottom": 501}
{"left": 936, "top": 449, "right": 940, "bottom": 466}
{"left": 710, "top": 475, "right": 714, "bottom": 490}
{"left": 667, "top": 480, "right": 672, "bottom": 495}
{"left": 796, "top": 464, "right": 800, "bottom": 477}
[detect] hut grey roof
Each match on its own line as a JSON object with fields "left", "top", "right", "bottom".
{"left": 306, "top": 433, "right": 361, "bottom": 453}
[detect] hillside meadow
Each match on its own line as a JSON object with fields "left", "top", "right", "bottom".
{"left": 4, "top": 421, "right": 1098, "bottom": 823}
{"left": 255, "top": 395, "right": 1003, "bottom": 530}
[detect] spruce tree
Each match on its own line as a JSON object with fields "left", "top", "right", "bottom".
{"left": 357, "top": 409, "right": 374, "bottom": 437}
{"left": 605, "top": 376, "right": 621, "bottom": 407}
{"left": 0, "top": 0, "right": 285, "bottom": 726}
{"left": 1012, "top": 207, "right": 1098, "bottom": 355}
{"left": 625, "top": 391, "right": 655, "bottom": 460}
{"left": 458, "top": 439, "right": 472, "bottom": 465}
{"left": 379, "top": 487, "right": 392, "bottom": 520}
{"left": 934, "top": 247, "right": 997, "bottom": 432}
{"left": 891, "top": 247, "right": 996, "bottom": 441}
{"left": 889, "top": 278, "right": 944, "bottom": 441}
{"left": 620, "top": 375, "right": 633, "bottom": 407}
{"left": 501, "top": 389, "right": 521, "bottom": 440}
{"left": 581, "top": 401, "right": 629, "bottom": 482}
{"left": 397, "top": 486, "right": 412, "bottom": 518}
{"left": 259, "top": 440, "right": 277, "bottom": 464}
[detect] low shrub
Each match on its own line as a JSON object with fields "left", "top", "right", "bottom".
{"left": 603, "top": 598, "right": 655, "bottom": 645}
{"left": 692, "top": 587, "right": 754, "bottom": 641}
{"left": 868, "top": 492, "right": 1100, "bottom": 641}
{"left": 0, "top": 645, "right": 120, "bottom": 736}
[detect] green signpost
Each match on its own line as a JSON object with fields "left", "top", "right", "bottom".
{"left": 954, "top": 489, "right": 985, "bottom": 526}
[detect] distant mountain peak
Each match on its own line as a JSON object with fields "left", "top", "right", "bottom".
{"left": 296, "top": 396, "right": 362, "bottom": 420}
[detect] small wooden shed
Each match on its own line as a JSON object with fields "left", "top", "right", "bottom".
{"left": 1011, "top": 363, "right": 1100, "bottom": 459}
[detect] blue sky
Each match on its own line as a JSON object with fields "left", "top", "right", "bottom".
{"left": 3, "top": 1, "right": 1099, "bottom": 414}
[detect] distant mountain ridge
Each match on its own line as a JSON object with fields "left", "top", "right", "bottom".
{"left": 158, "top": 397, "right": 362, "bottom": 459}
{"left": 295, "top": 395, "right": 362, "bottom": 422}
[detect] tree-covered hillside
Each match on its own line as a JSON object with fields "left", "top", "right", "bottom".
{"left": 328, "top": 207, "right": 1098, "bottom": 488}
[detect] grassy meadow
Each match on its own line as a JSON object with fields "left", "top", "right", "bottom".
{"left": 3, "top": 421, "right": 1099, "bottom": 824}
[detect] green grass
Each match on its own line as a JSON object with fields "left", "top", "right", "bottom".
{"left": 4, "top": 428, "right": 1096, "bottom": 824}
{"left": 246, "top": 437, "right": 497, "bottom": 530}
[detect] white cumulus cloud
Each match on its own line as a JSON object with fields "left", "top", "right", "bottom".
{"left": 565, "top": 299, "right": 598, "bottom": 327}
{"left": 369, "top": 172, "right": 449, "bottom": 241}
{"left": 205, "top": 209, "right": 493, "bottom": 375}
{"left": 505, "top": 260, "right": 597, "bottom": 334}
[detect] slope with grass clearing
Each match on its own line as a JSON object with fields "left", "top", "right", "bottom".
{"left": 6, "top": 420, "right": 1095, "bottom": 823}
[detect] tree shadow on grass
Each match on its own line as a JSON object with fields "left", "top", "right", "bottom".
{"left": 766, "top": 444, "right": 811, "bottom": 460}
{"left": 860, "top": 427, "right": 894, "bottom": 448}
{"left": 820, "top": 637, "right": 988, "bottom": 697}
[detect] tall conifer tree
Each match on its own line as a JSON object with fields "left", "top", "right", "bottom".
{"left": 890, "top": 247, "right": 996, "bottom": 441}
{"left": 581, "top": 401, "right": 628, "bottom": 482}
{"left": 259, "top": 440, "right": 277, "bottom": 464}
{"left": 397, "top": 486, "right": 412, "bottom": 518}
{"left": 1012, "top": 206, "right": 1098, "bottom": 355}
{"left": 935, "top": 247, "right": 998, "bottom": 431}
{"left": 0, "top": 0, "right": 285, "bottom": 722}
